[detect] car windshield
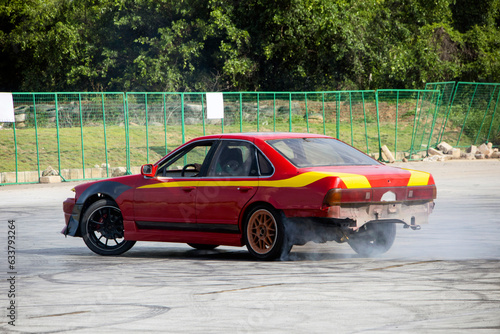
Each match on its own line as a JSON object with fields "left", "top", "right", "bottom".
{"left": 267, "top": 137, "right": 380, "bottom": 167}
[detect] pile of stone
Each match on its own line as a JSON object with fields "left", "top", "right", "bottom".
{"left": 425, "top": 141, "right": 500, "bottom": 161}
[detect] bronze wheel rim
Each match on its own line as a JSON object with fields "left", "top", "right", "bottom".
{"left": 247, "top": 209, "right": 277, "bottom": 254}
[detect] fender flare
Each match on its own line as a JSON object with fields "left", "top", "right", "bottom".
{"left": 64, "top": 181, "right": 132, "bottom": 237}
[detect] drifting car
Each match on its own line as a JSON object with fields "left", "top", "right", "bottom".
{"left": 62, "top": 132, "right": 436, "bottom": 260}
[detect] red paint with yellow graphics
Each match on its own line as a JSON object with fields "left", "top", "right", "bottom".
{"left": 62, "top": 133, "right": 436, "bottom": 260}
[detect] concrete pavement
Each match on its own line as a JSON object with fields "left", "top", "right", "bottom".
{"left": 1, "top": 160, "right": 499, "bottom": 333}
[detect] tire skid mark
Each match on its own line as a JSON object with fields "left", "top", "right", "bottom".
{"left": 368, "top": 260, "right": 443, "bottom": 271}
{"left": 195, "top": 283, "right": 285, "bottom": 295}
{"left": 6, "top": 303, "right": 171, "bottom": 334}
{"left": 29, "top": 311, "right": 90, "bottom": 319}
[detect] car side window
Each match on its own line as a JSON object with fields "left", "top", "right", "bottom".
{"left": 257, "top": 151, "right": 273, "bottom": 176}
{"left": 156, "top": 141, "right": 214, "bottom": 177}
{"left": 207, "top": 141, "right": 258, "bottom": 177}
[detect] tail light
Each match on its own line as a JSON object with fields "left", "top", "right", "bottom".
{"left": 406, "top": 185, "right": 437, "bottom": 201}
{"left": 323, "top": 185, "right": 436, "bottom": 207}
{"left": 323, "top": 188, "right": 372, "bottom": 206}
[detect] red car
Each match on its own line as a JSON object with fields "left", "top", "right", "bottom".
{"left": 62, "top": 132, "right": 436, "bottom": 260}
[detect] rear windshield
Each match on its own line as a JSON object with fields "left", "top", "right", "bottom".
{"left": 267, "top": 138, "right": 380, "bottom": 167}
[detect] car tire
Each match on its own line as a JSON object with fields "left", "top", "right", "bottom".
{"left": 80, "top": 199, "right": 136, "bottom": 256}
{"left": 348, "top": 222, "right": 396, "bottom": 256}
{"left": 188, "top": 243, "right": 219, "bottom": 250}
{"left": 244, "top": 205, "right": 289, "bottom": 261}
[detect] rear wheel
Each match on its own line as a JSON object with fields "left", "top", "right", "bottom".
{"left": 244, "top": 205, "right": 289, "bottom": 261}
{"left": 348, "top": 222, "right": 396, "bottom": 256}
{"left": 80, "top": 199, "right": 135, "bottom": 256}
{"left": 188, "top": 243, "right": 219, "bottom": 250}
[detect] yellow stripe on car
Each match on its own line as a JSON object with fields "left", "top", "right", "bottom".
{"left": 404, "top": 169, "right": 431, "bottom": 186}
{"left": 137, "top": 171, "right": 371, "bottom": 189}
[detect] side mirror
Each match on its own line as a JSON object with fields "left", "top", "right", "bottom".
{"left": 141, "top": 164, "right": 157, "bottom": 177}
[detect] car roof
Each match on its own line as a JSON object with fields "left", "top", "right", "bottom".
{"left": 197, "top": 132, "right": 332, "bottom": 141}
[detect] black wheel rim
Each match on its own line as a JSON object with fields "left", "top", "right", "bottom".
{"left": 86, "top": 206, "right": 127, "bottom": 250}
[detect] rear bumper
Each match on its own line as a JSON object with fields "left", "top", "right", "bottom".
{"left": 326, "top": 201, "right": 434, "bottom": 228}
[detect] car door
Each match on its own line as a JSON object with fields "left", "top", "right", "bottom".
{"left": 133, "top": 140, "right": 216, "bottom": 229}
{"left": 195, "top": 140, "right": 259, "bottom": 231}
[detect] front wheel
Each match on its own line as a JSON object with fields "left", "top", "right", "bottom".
{"left": 348, "top": 222, "right": 396, "bottom": 256}
{"left": 80, "top": 199, "right": 135, "bottom": 256}
{"left": 244, "top": 206, "right": 289, "bottom": 261}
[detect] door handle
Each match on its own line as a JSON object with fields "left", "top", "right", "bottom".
{"left": 237, "top": 187, "right": 253, "bottom": 192}
{"left": 182, "top": 187, "right": 196, "bottom": 192}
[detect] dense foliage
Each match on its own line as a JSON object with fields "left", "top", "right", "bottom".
{"left": 1, "top": 0, "right": 499, "bottom": 92}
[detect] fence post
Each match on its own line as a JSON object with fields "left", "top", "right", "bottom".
{"left": 163, "top": 94, "right": 168, "bottom": 155}
{"left": 54, "top": 94, "right": 63, "bottom": 179}
{"left": 305, "top": 93, "right": 309, "bottom": 133}
{"left": 239, "top": 93, "right": 243, "bottom": 132}
{"left": 375, "top": 91, "right": 382, "bottom": 160}
{"left": 486, "top": 89, "right": 500, "bottom": 143}
{"left": 474, "top": 85, "right": 496, "bottom": 145}
{"left": 273, "top": 93, "right": 277, "bottom": 132}
{"left": 257, "top": 93, "right": 260, "bottom": 132}
{"left": 33, "top": 94, "right": 41, "bottom": 179}
{"left": 201, "top": 93, "right": 206, "bottom": 136}
{"left": 408, "top": 91, "right": 421, "bottom": 157}
{"left": 145, "top": 93, "right": 149, "bottom": 164}
{"left": 426, "top": 92, "right": 441, "bottom": 152}
{"left": 181, "top": 93, "right": 186, "bottom": 142}
{"left": 124, "top": 93, "right": 131, "bottom": 174}
{"left": 78, "top": 94, "right": 86, "bottom": 179}
{"left": 394, "top": 91, "right": 399, "bottom": 155}
{"left": 336, "top": 92, "right": 340, "bottom": 139}
{"left": 349, "top": 92, "right": 353, "bottom": 145}
{"left": 362, "top": 91, "right": 369, "bottom": 153}
{"left": 438, "top": 83, "right": 458, "bottom": 144}
{"left": 322, "top": 93, "right": 326, "bottom": 135}
{"left": 101, "top": 93, "right": 109, "bottom": 177}
{"left": 457, "top": 83, "right": 479, "bottom": 147}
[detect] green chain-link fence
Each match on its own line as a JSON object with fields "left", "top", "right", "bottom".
{"left": 1, "top": 83, "right": 498, "bottom": 185}
{"left": 426, "top": 82, "right": 500, "bottom": 148}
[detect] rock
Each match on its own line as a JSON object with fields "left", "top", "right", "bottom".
{"left": 491, "top": 151, "right": 500, "bottom": 158}
{"left": 402, "top": 158, "right": 408, "bottom": 162}
{"left": 466, "top": 145, "right": 477, "bottom": 154}
{"left": 14, "top": 113, "right": 26, "bottom": 122}
{"left": 451, "top": 148, "right": 461, "bottom": 159}
{"left": 308, "top": 114, "right": 324, "bottom": 123}
{"left": 477, "top": 143, "right": 493, "bottom": 157}
{"left": 423, "top": 156, "right": 440, "bottom": 162}
{"left": 463, "top": 153, "right": 475, "bottom": 160}
{"left": 39, "top": 175, "right": 61, "bottom": 183}
{"left": 184, "top": 103, "right": 203, "bottom": 113}
{"left": 112, "top": 167, "right": 127, "bottom": 177}
{"left": 428, "top": 148, "right": 444, "bottom": 156}
{"left": 184, "top": 117, "right": 201, "bottom": 125}
{"left": 42, "top": 166, "right": 59, "bottom": 176}
{"left": 487, "top": 142, "right": 493, "bottom": 150}
{"left": 101, "top": 163, "right": 110, "bottom": 169}
{"left": 437, "top": 141, "right": 453, "bottom": 154}
{"left": 475, "top": 154, "right": 485, "bottom": 159}
{"left": 411, "top": 154, "right": 422, "bottom": 160}
{"left": 381, "top": 145, "right": 395, "bottom": 163}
